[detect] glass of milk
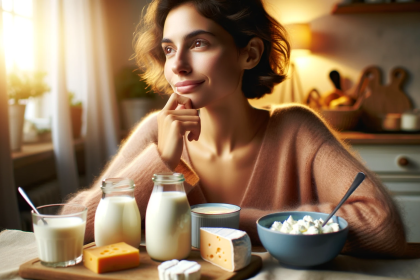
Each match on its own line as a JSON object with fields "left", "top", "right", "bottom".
{"left": 94, "top": 178, "right": 141, "bottom": 248}
{"left": 32, "top": 203, "right": 87, "bottom": 267}
{"left": 146, "top": 173, "right": 191, "bottom": 261}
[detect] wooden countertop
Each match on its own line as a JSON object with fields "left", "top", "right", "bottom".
{"left": 339, "top": 131, "right": 420, "bottom": 145}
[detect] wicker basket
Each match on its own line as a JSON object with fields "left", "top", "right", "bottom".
{"left": 319, "top": 107, "right": 362, "bottom": 131}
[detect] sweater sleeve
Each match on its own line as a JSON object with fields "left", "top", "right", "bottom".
{"left": 300, "top": 138, "right": 407, "bottom": 258}
{"left": 62, "top": 112, "right": 200, "bottom": 244}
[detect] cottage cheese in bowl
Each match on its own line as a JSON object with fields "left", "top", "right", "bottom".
{"left": 270, "top": 215, "right": 340, "bottom": 234}
{"left": 257, "top": 211, "right": 349, "bottom": 267}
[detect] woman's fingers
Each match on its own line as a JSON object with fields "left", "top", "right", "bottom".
{"left": 158, "top": 109, "right": 199, "bottom": 129}
{"left": 164, "top": 109, "right": 198, "bottom": 116}
{"left": 164, "top": 115, "right": 200, "bottom": 139}
{"left": 162, "top": 93, "right": 180, "bottom": 110}
{"left": 163, "top": 115, "right": 200, "bottom": 123}
{"left": 175, "top": 93, "right": 193, "bottom": 109}
{"left": 163, "top": 93, "right": 194, "bottom": 110}
{"left": 168, "top": 115, "right": 200, "bottom": 141}
{"left": 170, "top": 121, "right": 201, "bottom": 141}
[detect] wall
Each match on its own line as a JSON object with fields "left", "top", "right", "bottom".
{"left": 250, "top": 0, "right": 420, "bottom": 108}
{"left": 103, "top": 0, "right": 150, "bottom": 76}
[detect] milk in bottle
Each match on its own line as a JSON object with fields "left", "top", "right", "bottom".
{"left": 95, "top": 178, "right": 141, "bottom": 248}
{"left": 146, "top": 173, "right": 191, "bottom": 261}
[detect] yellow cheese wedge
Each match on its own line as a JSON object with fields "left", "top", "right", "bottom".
{"left": 83, "top": 242, "right": 140, "bottom": 274}
{"left": 200, "top": 228, "right": 251, "bottom": 272}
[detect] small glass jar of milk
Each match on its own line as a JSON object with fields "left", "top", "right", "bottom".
{"left": 146, "top": 173, "right": 191, "bottom": 261}
{"left": 94, "top": 178, "right": 141, "bottom": 248}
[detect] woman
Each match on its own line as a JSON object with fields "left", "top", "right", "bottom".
{"left": 67, "top": 0, "right": 406, "bottom": 257}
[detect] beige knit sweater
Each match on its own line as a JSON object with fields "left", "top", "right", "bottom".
{"left": 66, "top": 104, "right": 407, "bottom": 257}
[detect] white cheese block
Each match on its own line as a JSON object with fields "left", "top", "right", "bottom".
{"left": 158, "top": 259, "right": 201, "bottom": 280}
{"left": 200, "top": 227, "right": 251, "bottom": 272}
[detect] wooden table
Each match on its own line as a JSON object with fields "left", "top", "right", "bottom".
{"left": 1, "top": 230, "right": 420, "bottom": 280}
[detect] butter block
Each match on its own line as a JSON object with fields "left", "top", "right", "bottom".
{"left": 200, "top": 227, "right": 251, "bottom": 272}
{"left": 158, "top": 259, "right": 201, "bottom": 280}
{"left": 83, "top": 242, "right": 140, "bottom": 274}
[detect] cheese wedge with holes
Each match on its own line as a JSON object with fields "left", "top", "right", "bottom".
{"left": 83, "top": 242, "right": 140, "bottom": 273}
{"left": 200, "top": 227, "right": 251, "bottom": 272}
{"left": 158, "top": 259, "right": 201, "bottom": 280}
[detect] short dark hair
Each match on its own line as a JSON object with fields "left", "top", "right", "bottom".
{"left": 133, "top": 0, "right": 290, "bottom": 99}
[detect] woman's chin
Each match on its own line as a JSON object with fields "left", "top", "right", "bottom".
{"left": 180, "top": 95, "right": 205, "bottom": 110}
{"left": 178, "top": 92, "right": 225, "bottom": 110}
{"left": 190, "top": 101, "right": 204, "bottom": 110}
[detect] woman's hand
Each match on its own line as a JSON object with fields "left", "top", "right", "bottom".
{"left": 157, "top": 93, "right": 201, "bottom": 170}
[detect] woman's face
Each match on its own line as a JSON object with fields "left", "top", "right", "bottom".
{"left": 162, "top": 3, "right": 245, "bottom": 109}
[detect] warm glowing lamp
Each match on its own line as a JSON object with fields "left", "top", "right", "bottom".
{"left": 288, "top": 23, "right": 311, "bottom": 52}
{"left": 280, "top": 23, "right": 311, "bottom": 103}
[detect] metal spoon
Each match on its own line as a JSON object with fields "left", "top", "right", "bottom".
{"left": 322, "top": 172, "right": 366, "bottom": 227}
{"left": 18, "top": 187, "right": 48, "bottom": 225}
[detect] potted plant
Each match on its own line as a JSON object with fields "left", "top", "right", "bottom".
{"left": 7, "top": 70, "right": 50, "bottom": 151}
{"left": 69, "top": 92, "right": 83, "bottom": 139}
{"left": 115, "top": 66, "right": 167, "bottom": 131}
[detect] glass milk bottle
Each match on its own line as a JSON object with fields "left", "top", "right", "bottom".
{"left": 146, "top": 173, "right": 191, "bottom": 261}
{"left": 94, "top": 178, "right": 141, "bottom": 248}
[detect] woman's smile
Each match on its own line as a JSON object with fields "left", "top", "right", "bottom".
{"left": 174, "top": 80, "right": 205, "bottom": 93}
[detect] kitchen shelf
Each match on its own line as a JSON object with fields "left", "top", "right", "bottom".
{"left": 339, "top": 131, "right": 420, "bottom": 145}
{"left": 332, "top": 2, "right": 420, "bottom": 14}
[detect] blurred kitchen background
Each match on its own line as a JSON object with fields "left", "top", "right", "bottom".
{"left": 1, "top": 0, "right": 420, "bottom": 241}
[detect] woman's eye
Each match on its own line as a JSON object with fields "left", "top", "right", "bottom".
{"left": 163, "top": 46, "right": 174, "bottom": 55}
{"left": 192, "top": 40, "right": 208, "bottom": 49}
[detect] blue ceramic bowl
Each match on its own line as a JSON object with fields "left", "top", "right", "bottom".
{"left": 257, "top": 211, "right": 349, "bottom": 268}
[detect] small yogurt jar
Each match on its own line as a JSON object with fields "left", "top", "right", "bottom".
{"left": 401, "top": 110, "right": 420, "bottom": 131}
{"left": 191, "top": 203, "right": 240, "bottom": 248}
